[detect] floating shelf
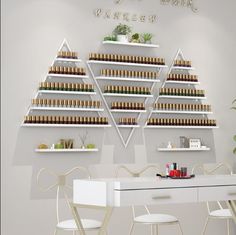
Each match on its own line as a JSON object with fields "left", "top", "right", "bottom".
{"left": 88, "top": 60, "right": 167, "bottom": 69}
{"left": 103, "top": 93, "right": 153, "bottom": 98}
{"left": 96, "top": 76, "right": 160, "bottom": 83}
{"left": 144, "top": 125, "right": 219, "bottom": 129}
{"left": 117, "top": 125, "right": 140, "bottom": 128}
{"left": 165, "top": 81, "right": 200, "bottom": 85}
{"left": 157, "top": 147, "right": 210, "bottom": 152}
{"left": 46, "top": 74, "right": 89, "bottom": 79}
{"left": 102, "top": 41, "right": 160, "bottom": 48}
{"left": 35, "top": 148, "right": 98, "bottom": 153}
{"left": 38, "top": 90, "right": 96, "bottom": 95}
{"left": 30, "top": 107, "right": 104, "bottom": 112}
{"left": 111, "top": 109, "right": 146, "bottom": 113}
{"left": 159, "top": 95, "right": 206, "bottom": 100}
{"left": 54, "top": 58, "right": 82, "bottom": 63}
{"left": 172, "top": 66, "right": 195, "bottom": 71}
{"left": 22, "top": 124, "right": 111, "bottom": 128}
{"left": 151, "top": 110, "right": 212, "bottom": 115}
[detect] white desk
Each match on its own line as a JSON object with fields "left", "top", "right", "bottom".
{"left": 73, "top": 175, "right": 236, "bottom": 234}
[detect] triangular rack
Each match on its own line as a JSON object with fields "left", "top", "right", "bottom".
{"left": 22, "top": 39, "right": 111, "bottom": 128}
{"left": 145, "top": 49, "right": 218, "bottom": 129}
{"left": 87, "top": 49, "right": 167, "bottom": 147}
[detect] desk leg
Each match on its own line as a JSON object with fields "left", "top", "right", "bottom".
{"left": 98, "top": 207, "right": 113, "bottom": 235}
{"left": 70, "top": 204, "right": 86, "bottom": 235}
{"left": 227, "top": 200, "right": 236, "bottom": 224}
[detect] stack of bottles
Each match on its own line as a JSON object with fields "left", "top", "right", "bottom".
{"left": 167, "top": 74, "right": 198, "bottom": 82}
{"left": 49, "top": 66, "right": 86, "bottom": 75}
{"left": 111, "top": 102, "right": 145, "bottom": 110}
{"left": 57, "top": 51, "right": 78, "bottom": 59}
{"left": 174, "top": 60, "right": 192, "bottom": 67}
{"left": 104, "top": 86, "right": 151, "bottom": 95}
{"left": 159, "top": 88, "right": 205, "bottom": 97}
{"left": 154, "top": 103, "right": 211, "bottom": 112}
{"left": 118, "top": 118, "right": 138, "bottom": 125}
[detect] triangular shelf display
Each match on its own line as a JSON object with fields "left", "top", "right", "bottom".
{"left": 87, "top": 51, "right": 167, "bottom": 147}
{"left": 145, "top": 49, "right": 218, "bottom": 129}
{"left": 22, "top": 39, "right": 110, "bottom": 128}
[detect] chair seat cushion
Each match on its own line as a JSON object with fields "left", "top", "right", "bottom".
{"left": 209, "top": 209, "right": 232, "bottom": 218}
{"left": 57, "top": 219, "right": 102, "bottom": 230}
{"left": 134, "top": 214, "right": 178, "bottom": 224}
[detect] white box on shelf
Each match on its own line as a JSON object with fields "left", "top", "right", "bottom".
{"left": 189, "top": 139, "right": 201, "bottom": 149}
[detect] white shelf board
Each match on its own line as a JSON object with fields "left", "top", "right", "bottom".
{"left": 152, "top": 110, "right": 212, "bottom": 115}
{"left": 22, "top": 124, "right": 112, "bottom": 128}
{"left": 30, "top": 107, "right": 104, "bottom": 112}
{"left": 96, "top": 76, "right": 160, "bottom": 83}
{"left": 46, "top": 74, "right": 89, "bottom": 79}
{"left": 165, "top": 80, "right": 200, "bottom": 85}
{"left": 102, "top": 41, "right": 160, "bottom": 48}
{"left": 157, "top": 147, "right": 210, "bottom": 152}
{"left": 111, "top": 109, "right": 146, "bottom": 113}
{"left": 88, "top": 60, "right": 167, "bottom": 69}
{"left": 103, "top": 93, "right": 153, "bottom": 98}
{"left": 117, "top": 125, "right": 140, "bottom": 128}
{"left": 144, "top": 125, "right": 219, "bottom": 129}
{"left": 159, "top": 95, "right": 206, "bottom": 100}
{"left": 172, "top": 66, "right": 195, "bottom": 71}
{"left": 38, "top": 90, "right": 96, "bottom": 95}
{"left": 35, "top": 148, "right": 98, "bottom": 153}
{"left": 54, "top": 58, "right": 82, "bottom": 63}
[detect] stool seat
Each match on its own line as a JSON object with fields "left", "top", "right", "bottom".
{"left": 209, "top": 209, "right": 232, "bottom": 218}
{"left": 56, "top": 219, "right": 102, "bottom": 231}
{"left": 134, "top": 214, "right": 178, "bottom": 224}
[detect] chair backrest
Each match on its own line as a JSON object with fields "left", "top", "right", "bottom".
{"left": 192, "top": 162, "right": 233, "bottom": 213}
{"left": 37, "top": 166, "right": 91, "bottom": 223}
{"left": 115, "top": 165, "right": 160, "bottom": 218}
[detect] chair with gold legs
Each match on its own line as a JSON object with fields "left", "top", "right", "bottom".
{"left": 192, "top": 163, "right": 234, "bottom": 235}
{"left": 115, "top": 165, "right": 184, "bottom": 235}
{"left": 37, "top": 167, "right": 108, "bottom": 235}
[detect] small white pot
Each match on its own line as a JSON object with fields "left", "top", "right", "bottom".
{"left": 116, "top": 35, "right": 129, "bottom": 43}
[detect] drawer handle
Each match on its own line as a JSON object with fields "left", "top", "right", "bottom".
{"left": 228, "top": 192, "right": 236, "bottom": 196}
{"left": 152, "top": 195, "right": 171, "bottom": 200}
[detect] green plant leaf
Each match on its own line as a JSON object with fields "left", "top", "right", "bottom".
{"left": 234, "top": 135, "right": 236, "bottom": 142}
{"left": 233, "top": 147, "right": 236, "bottom": 154}
{"left": 232, "top": 99, "right": 236, "bottom": 104}
{"left": 231, "top": 107, "right": 236, "bottom": 110}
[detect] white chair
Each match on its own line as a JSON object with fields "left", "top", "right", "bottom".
{"left": 192, "top": 162, "right": 234, "bottom": 235}
{"left": 37, "top": 167, "right": 106, "bottom": 235}
{"left": 115, "top": 165, "right": 184, "bottom": 235}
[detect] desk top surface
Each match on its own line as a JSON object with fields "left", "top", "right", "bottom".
{"left": 74, "top": 175, "right": 236, "bottom": 190}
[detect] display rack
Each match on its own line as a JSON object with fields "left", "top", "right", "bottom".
{"left": 23, "top": 39, "right": 110, "bottom": 128}
{"left": 157, "top": 147, "right": 210, "bottom": 152}
{"left": 102, "top": 41, "right": 160, "bottom": 48}
{"left": 35, "top": 148, "right": 99, "bottom": 153}
{"left": 87, "top": 49, "right": 167, "bottom": 147}
{"left": 145, "top": 49, "right": 218, "bottom": 129}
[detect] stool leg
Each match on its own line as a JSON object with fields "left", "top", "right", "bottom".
{"left": 202, "top": 217, "right": 209, "bottom": 235}
{"left": 177, "top": 222, "right": 184, "bottom": 235}
{"left": 129, "top": 222, "right": 135, "bottom": 235}
{"left": 155, "top": 225, "right": 159, "bottom": 235}
{"left": 227, "top": 219, "right": 230, "bottom": 235}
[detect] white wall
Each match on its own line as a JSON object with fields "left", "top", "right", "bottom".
{"left": 2, "top": 0, "right": 236, "bottom": 234}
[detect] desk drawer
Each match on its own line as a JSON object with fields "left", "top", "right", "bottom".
{"left": 199, "top": 186, "right": 236, "bottom": 202}
{"left": 114, "top": 188, "right": 198, "bottom": 207}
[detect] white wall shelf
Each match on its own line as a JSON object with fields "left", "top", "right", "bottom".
{"left": 103, "top": 93, "right": 153, "bottom": 98}
{"left": 144, "top": 125, "right": 219, "bottom": 129}
{"left": 117, "top": 125, "right": 140, "bottom": 128}
{"left": 102, "top": 41, "right": 160, "bottom": 48}
{"left": 22, "top": 124, "right": 111, "bottom": 128}
{"left": 96, "top": 76, "right": 160, "bottom": 83}
{"left": 46, "top": 74, "right": 89, "bottom": 79}
{"left": 172, "top": 66, "right": 195, "bottom": 71}
{"left": 35, "top": 148, "right": 98, "bottom": 153}
{"left": 151, "top": 110, "right": 212, "bottom": 115}
{"left": 30, "top": 107, "right": 104, "bottom": 112}
{"left": 88, "top": 60, "right": 167, "bottom": 69}
{"left": 159, "top": 95, "right": 206, "bottom": 100}
{"left": 165, "top": 80, "right": 200, "bottom": 85}
{"left": 54, "top": 58, "right": 82, "bottom": 63}
{"left": 157, "top": 147, "right": 210, "bottom": 152}
{"left": 38, "top": 90, "right": 96, "bottom": 95}
{"left": 111, "top": 109, "right": 146, "bottom": 113}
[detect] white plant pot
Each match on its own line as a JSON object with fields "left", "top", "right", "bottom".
{"left": 116, "top": 35, "right": 129, "bottom": 43}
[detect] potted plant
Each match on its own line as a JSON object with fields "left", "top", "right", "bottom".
{"left": 232, "top": 99, "right": 236, "bottom": 154}
{"left": 131, "top": 33, "right": 140, "bottom": 43}
{"left": 142, "top": 33, "right": 153, "bottom": 44}
{"left": 113, "top": 24, "right": 132, "bottom": 43}
{"left": 103, "top": 35, "right": 117, "bottom": 42}
{"left": 79, "top": 130, "right": 88, "bottom": 149}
